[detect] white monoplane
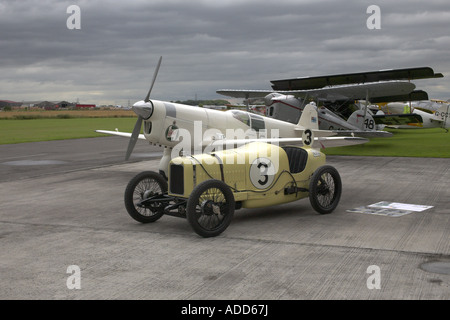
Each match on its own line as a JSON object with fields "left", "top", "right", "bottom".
{"left": 97, "top": 57, "right": 369, "bottom": 178}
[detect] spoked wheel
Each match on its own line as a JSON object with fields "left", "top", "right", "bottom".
{"left": 309, "top": 165, "right": 342, "bottom": 214}
{"left": 124, "top": 171, "right": 168, "bottom": 223}
{"left": 186, "top": 180, "right": 235, "bottom": 238}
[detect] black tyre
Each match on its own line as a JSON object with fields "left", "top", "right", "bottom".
{"left": 124, "top": 171, "right": 168, "bottom": 223}
{"left": 186, "top": 180, "right": 235, "bottom": 238}
{"left": 309, "top": 165, "right": 342, "bottom": 214}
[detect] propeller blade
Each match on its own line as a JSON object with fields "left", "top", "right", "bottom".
{"left": 125, "top": 115, "right": 143, "bottom": 160}
{"left": 144, "top": 56, "right": 162, "bottom": 102}
{"left": 126, "top": 56, "right": 162, "bottom": 160}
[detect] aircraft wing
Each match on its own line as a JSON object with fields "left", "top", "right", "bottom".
{"left": 96, "top": 130, "right": 368, "bottom": 150}
{"left": 218, "top": 66, "right": 443, "bottom": 102}
{"left": 216, "top": 89, "right": 274, "bottom": 99}
{"left": 372, "top": 114, "right": 423, "bottom": 126}
{"left": 370, "top": 90, "right": 429, "bottom": 103}
{"left": 207, "top": 136, "right": 369, "bottom": 149}
{"left": 330, "top": 130, "right": 393, "bottom": 138}
{"left": 270, "top": 66, "right": 443, "bottom": 90}
{"left": 217, "top": 81, "right": 415, "bottom": 102}
{"left": 290, "top": 81, "right": 415, "bottom": 102}
{"left": 313, "top": 136, "right": 369, "bottom": 148}
{"left": 95, "top": 130, "right": 146, "bottom": 140}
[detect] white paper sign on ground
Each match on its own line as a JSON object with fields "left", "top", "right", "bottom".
{"left": 347, "top": 202, "right": 434, "bottom": 217}
{"left": 368, "top": 201, "right": 434, "bottom": 212}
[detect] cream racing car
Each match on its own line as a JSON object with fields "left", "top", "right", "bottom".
{"left": 124, "top": 141, "right": 341, "bottom": 237}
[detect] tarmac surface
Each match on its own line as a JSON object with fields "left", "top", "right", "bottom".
{"left": 0, "top": 137, "right": 449, "bottom": 300}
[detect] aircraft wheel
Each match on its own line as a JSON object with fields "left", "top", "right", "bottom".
{"left": 309, "top": 165, "right": 342, "bottom": 214}
{"left": 124, "top": 171, "right": 168, "bottom": 223}
{"left": 186, "top": 180, "right": 235, "bottom": 238}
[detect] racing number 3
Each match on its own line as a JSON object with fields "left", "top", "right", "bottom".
{"left": 250, "top": 158, "right": 275, "bottom": 189}
{"left": 303, "top": 129, "right": 313, "bottom": 146}
{"left": 257, "top": 162, "right": 269, "bottom": 185}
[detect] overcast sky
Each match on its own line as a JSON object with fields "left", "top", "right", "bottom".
{"left": 1, "top": 0, "right": 449, "bottom": 105}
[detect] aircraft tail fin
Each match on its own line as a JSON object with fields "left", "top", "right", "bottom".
{"left": 295, "top": 104, "right": 334, "bottom": 138}
{"left": 297, "top": 104, "right": 319, "bottom": 130}
{"left": 347, "top": 110, "right": 376, "bottom": 131}
{"left": 435, "top": 104, "right": 450, "bottom": 129}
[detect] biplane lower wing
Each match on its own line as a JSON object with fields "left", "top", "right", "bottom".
{"left": 217, "top": 81, "right": 415, "bottom": 102}
{"left": 372, "top": 114, "right": 423, "bottom": 126}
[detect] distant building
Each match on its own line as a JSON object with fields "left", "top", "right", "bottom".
{"left": 0, "top": 100, "right": 21, "bottom": 109}
{"left": 35, "top": 101, "right": 59, "bottom": 110}
{"left": 1, "top": 100, "right": 92, "bottom": 110}
{"left": 57, "top": 101, "right": 72, "bottom": 109}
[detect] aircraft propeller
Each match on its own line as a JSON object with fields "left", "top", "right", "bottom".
{"left": 126, "top": 56, "right": 162, "bottom": 161}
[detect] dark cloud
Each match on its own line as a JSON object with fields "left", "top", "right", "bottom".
{"left": 1, "top": 0, "right": 449, "bottom": 104}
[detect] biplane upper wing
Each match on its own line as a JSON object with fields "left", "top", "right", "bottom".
{"left": 218, "top": 66, "right": 442, "bottom": 103}
{"left": 270, "top": 66, "right": 443, "bottom": 91}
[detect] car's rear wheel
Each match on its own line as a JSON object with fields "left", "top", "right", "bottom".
{"left": 124, "top": 171, "right": 168, "bottom": 223}
{"left": 186, "top": 180, "right": 235, "bottom": 237}
{"left": 309, "top": 165, "right": 342, "bottom": 214}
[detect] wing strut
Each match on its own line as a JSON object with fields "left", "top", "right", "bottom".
{"left": 362, "top": 89, "right": 369, "bottom": 131}
{"left": 245, "top": 92, "right": 250, "bottom": 112}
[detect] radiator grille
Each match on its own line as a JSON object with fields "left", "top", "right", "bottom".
{"left": 170, "top": 164, "right": 184, "bottom": 195}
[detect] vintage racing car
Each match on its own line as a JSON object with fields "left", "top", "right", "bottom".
{"left": 124, "top": 141, "right": 342, "bottom": 237}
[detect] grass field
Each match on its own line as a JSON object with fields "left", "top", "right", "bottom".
{"left": 0, "top": 117, "right": 137, "bottom": 144}
{"left": 1, "top": 111, "right": 449, "bottom": 157}
{"left": 0, "top": 109, "right": 135, "bottom": 119}
{"left": 322, "top": 128, "right": 450, "bottom": 158}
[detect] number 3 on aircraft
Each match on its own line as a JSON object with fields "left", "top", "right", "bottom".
{"left": 302, "top": 129, "right": 314, "bottom": 146}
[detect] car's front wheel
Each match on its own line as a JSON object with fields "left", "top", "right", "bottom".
{"left": 124, "top": 171, "right": 168, "bottom": 223}
{"left": 186, "top": 180, "right": 235, "bottom": 237}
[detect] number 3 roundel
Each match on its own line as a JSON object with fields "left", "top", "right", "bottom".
{"left": 249, "top": 157, "right": 275, "bottom": 189}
